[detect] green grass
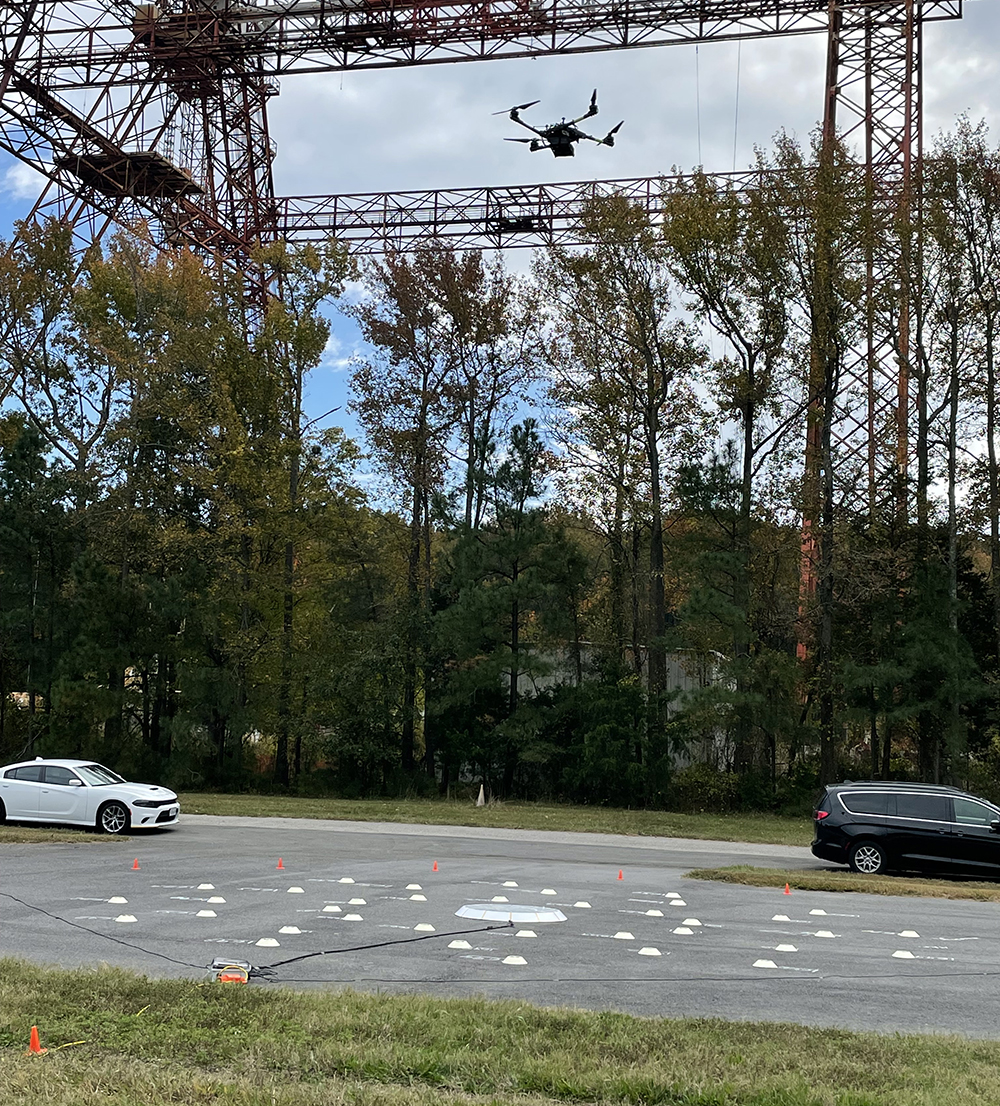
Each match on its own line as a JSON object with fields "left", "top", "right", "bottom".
{"left": 180, "top": 793, "right": 813, "bottom": 846}
{"left": 687, "top": 864, "right": 1000, "bottom": 901}
{"left": 1, "top": 958, "right": 998, "bottom": 1105}
{"left": 0, "top": 825, "right": 121, "bottom": 844}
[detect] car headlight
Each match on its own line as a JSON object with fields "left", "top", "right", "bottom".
{"left": 131, "top": 799, "right": 160, "bottom": 808}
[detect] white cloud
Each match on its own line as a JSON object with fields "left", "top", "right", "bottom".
{"left": 2, "top": 160, "right": 43, "bottom": 202}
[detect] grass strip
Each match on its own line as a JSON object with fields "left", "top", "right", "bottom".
{"left": 687, "top": 864, "right": 1000, "bottom": 901}
{"left": 179, "top": 793, "right": 813, "bottom": 846}
{"left": 0, "top": 958, "right": 997, "bottom": 1105}
{"left": 0, "top": 826, "right": 121, "bottom": 844}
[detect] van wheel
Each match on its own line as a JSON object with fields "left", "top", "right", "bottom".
{"left": 849, "top": 841, "right": 887, "bottom": 875}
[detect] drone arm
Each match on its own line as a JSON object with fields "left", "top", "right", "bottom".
{"left": 510, "top": 112, "right": 543, "bottom": 136}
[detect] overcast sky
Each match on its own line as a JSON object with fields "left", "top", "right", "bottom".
{"left": 2, "top": 2, "right": 999, "bottom": 439}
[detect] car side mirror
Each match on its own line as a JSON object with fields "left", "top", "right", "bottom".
{"left": 68, "top": 779, "right": 83, "bottom": 787}
{"left": 990, "top": 819, "right": 1000, "bottom": 834}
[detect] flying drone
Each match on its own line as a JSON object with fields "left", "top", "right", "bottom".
{"left": 495, "top": 90, "right": 623, "bottom": 157}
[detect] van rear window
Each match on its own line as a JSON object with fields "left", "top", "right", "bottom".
{"left": 841, "top": 792, "right": 890, "bottom": 815}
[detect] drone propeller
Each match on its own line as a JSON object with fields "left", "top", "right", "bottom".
{"left": 601, "top": 120, "right": 624, "bottom": 146}
{"left": 492, "top": 100, "right": 540, "bottom": 115}
{"left": 586, "top": 88, "right": 598, "bottom": 117}
{"left": 504, "top": 137, "right": 536, "bottom": 143}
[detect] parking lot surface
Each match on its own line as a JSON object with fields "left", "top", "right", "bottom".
{"left": 3, "top": 813, "right": 1000, "bottom": 1037}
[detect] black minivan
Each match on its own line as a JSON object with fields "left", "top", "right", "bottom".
{"left": 812, "top": 781, "right": 1000, "bottom": 876}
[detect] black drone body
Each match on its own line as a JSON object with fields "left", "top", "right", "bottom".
{"left": 496, "top": 90, "right": 623, "bottom": 157}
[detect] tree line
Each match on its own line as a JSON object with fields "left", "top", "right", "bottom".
{"left": 1, "top": 124, "right": 998, "bottom": 810}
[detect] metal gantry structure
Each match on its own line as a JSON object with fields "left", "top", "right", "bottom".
{"left": 0, "top": 0, "right": 965, "bottom": 509}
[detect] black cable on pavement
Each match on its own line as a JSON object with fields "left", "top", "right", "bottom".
{"left": 0, "top": 890, "right": 207, "bottom": 971}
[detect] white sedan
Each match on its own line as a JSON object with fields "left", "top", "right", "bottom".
{"left": 0, "top": 758, "right": 180, "bottom": 834}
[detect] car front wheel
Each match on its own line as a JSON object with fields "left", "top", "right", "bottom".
{"left": 0, "top": 799, "right": 5, "bottom": 825}
{"left": 98, "top": 801, "right": 130, "bottom": 835}
{"left": 849, "top": 840, "right": 887, "bottom": 875}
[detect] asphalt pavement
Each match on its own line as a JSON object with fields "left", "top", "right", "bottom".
{"left": 3, "top": 814, "right": 1000, "bottom": 1037}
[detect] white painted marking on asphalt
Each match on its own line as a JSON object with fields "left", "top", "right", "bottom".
{"left": 516, "top": 930, "right": 537, "bottom": 938}
{"left": 638, "top": 947, "right": 662, "bottom": 956}
{"left": 672, "top": 927, "right": 694, "bottom": 935}
{"left": 813, "top": 931, "right": 838, "bottom": 938}
{"left": 115, "top": 915, "right": 137, "bottom": 923}
{"left": 772, "top": 915, "right": 790, "bottom": 922}
{"left": 338, "top": 878, "right": 355, "bottom": 884}
{"left": 683, "top": 919, "right": 702, "bottom": 926}
{"left": 670, "top": 900, "right": 687, "bottom": 907}
{"left": 809, "top": 909, "right": 827, "bottom": 916}
{"left": 645, "top": 909, "right": 664, "bottom": 917}
{"left": 613, "top": 931, "right": 635, "bottom": 940}
{"left": 108, "top": 897, "right": 128, "bottom": 904}
{"left": 348, "top": 898, "right": 367, "bottom": 905}
{"left": 197, "top": 884, "right": 215, "bottom": 891}
{"left": 492, "top": 896, "right": 509, "bottom": 903}
{"left": 343, "top": 913, "right": 363, "bottom": 921}
{"left": 75, "top": 915, "right": 114, "bottom": 921}
{"left": 775, "top": 944, "right": 798, "bottom": 952}
{"left": 287, "top": 887, "right": 305, "bottom": 894}
{"left": 898, "top": 930, "right": 920, "bottom": 938}
{"left": 322, "top": 904, "right": 341, "bottom": 913}
{"left": 541, "top": 889, "right": 557, "bottom": 896}
{"left": 279, "top": 926, "right": 301, "bottom": 934}
{"left": 208, "top": 897, "right": 226, "bottom": 904}
{"left": 573, "top": 901, "right": 592, "bottom": 908}
{"left": 415, "top": 923, "right": 435, "bottom": 932}
{"left": 503, "top": 881, "right": 519, "bottom": 888}
{"left": 70, "top": 897, "right": 108, "bottom": 902}
{"left": 256, "top": 937, "right": 280, "bottom": 947}
{"left": 449, "top": 940, "right": 472, "bottom": 949}
{"left": 893, "top": 951, "right": 915, "bottom": 958}
{"left": 196, "top": 910, "right": 217, "bottom": 918}
{"left": 406, "top": 884, "right": 422, "bottom": 891}
{"left": 754, "top": 959, "right": 777, "bottom": 969}
{"left": 239, "top": 887, "right": 278, "bottom": 893}
{"left": 503, "top": 955, "right": 527, "bottom": 965}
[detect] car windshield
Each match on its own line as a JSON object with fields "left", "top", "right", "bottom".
{"left": 76, "top": 763, "right": 125, "bottom": 786}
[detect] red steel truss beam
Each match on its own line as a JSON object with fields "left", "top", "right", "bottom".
{"left": 272, "top": 174, "right": 741, "bottom": 251}
{"left": 16, "top": 0, "right": 960, "bottom": 88}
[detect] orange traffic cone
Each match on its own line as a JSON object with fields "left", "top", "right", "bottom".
{"left": 617, "top": 870, "right": 624, "bottom": 881}
{"left": 276, "top": 858, "right": 285, "bottom": 870}
{"left": 132, "top": 858, "right": 140, "bottom": 871}
{"left": 432, "top": 860, "right": 438, "bottom": 872}
{"left": 27, "top": 1026, "right": 46, "bottom": 1055}
{"left": 783, "top": 883, "right": 791, "bottom": 895}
